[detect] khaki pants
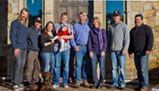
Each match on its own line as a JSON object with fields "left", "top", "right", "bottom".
{"left": 25, "top": 50, "right": 41, "bottom": 83}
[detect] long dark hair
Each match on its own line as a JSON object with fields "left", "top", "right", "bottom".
{"left": 43, "top": 21, "right": 55, "bottom": 36}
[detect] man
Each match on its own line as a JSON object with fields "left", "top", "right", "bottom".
{"left": 71, "top": 12, "right": 90, "bottom": 88}
{"left": 25, "top": 17, "right": 42, "bottom": 86}
{"left": 10, "top": 8, "right": 29, "bottom": 90}
{"left": 109, "top": 10, "right": 130, "bottom": 89}
{"left": 53, "top": 12, "right": 74, "bottom": 88}
{"left": 129, "top": 14, "right": 153, "bottom": 91}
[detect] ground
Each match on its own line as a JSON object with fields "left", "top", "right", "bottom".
{"left": 0, "top": 81, "right": 159, "bottom": 91}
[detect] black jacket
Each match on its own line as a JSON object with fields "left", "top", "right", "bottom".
{"left": 128, "top": 24, "right": 153, "bottom": 54}
{"left": 40, "top": 33, "right": 54, "bottom": 52}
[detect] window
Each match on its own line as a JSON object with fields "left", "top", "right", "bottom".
{"left": 106, "top": 1, "right": 126, "bottom": 27}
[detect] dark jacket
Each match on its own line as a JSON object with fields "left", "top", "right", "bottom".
{"left": 27, "top": 26, "right": 41, "bottom": 51}
{"left": 128, "top": 24, "right": 153, "bottom": 54}
{"left": 40, "top": 33, "right": 54, "bottom": 52}
{"left": 10, "top": 19, "right": 28, "bottom": 50}
{"left": 88, "top": 27, "right": 107, "bottom": 54}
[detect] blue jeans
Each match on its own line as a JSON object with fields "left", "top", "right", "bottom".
{"left": 13, "top": 50, "right": 27, "bottom": 85}
{"left": 75, "top": 46, "right": 89, "bottom": 81}
{"left": 111, "top": 51, "right": 126, "bottom": 87}
{"left": 54, "top": 49, "right": 70, "bottom": 86}
{"left": 134, "top": 53, "right": 149, "bottom": 87}
{"left": 91, "top": 52, "right": 105, "bottom": 85}
{"left": 41, "top": 52, "right": 55, "bottom": 73}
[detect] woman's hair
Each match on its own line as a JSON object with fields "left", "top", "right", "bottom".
{"left": 91, "top": 17, "right": 101, "bottom": 27}
{"left": 17, "top": 8, "right": 29, "bottom": 26}
{"left": 43, "top": 21, "right": 55, "bottom": 36}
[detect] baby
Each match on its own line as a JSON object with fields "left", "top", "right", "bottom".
{"left": 52, "top": 25, "right": 70, "bottom": 52}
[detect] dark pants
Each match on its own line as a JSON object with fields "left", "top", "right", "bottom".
{"left": 134, "top": 53, "right": 149, "bottom": 87}
{"left": 25, "top": 50, "right": 41, "bottom": 83}
{"left": 13, "top": 50, "right": 27, "bottom": 85}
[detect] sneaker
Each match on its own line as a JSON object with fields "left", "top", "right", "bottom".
{"left": 141, "top": 86, "right": 149, "bottom": 91}
{"left": 111, "top": 84, "right": 118, "bottom": 89}
{"left": 74, "top": 81, "right": 80, "bottom": 88}
{"left": 119, "top": 84, "right": 125, "bottom": 89}
{"left": 64, "top": 85, "right": 69, "bottom": 88}
{"left": 19, "top": 84, "right": 24, "bottom": 90}
{"left": 83, "top": 80, "right": 90, "bottom": 88}
{"left": 13, "top": 85, "right": 19, "bottom": 89}
{"left": 53, "top": 84, "right": 59, "bottom": 88}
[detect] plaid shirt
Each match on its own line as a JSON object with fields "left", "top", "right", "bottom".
{"left": 54, "top": 23, "right": 73, "bottom": 52}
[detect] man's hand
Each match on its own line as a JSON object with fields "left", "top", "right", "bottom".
{"left": 89, "top": 52, "right": 94, "bottom": 58}
{"left": 146, "top": 50, "right": 151, "bottom": 55}
{"left": 14, "top": 48, "right": 21, "bottom": 57}
{"left": 122, "top": 49, "right": 127, "bottom": 55}
{"left": 101, "top": 51, "right": 105, "bottom": 57}
{"left": 74, "top": 46, "right": 80, "bottom": 51}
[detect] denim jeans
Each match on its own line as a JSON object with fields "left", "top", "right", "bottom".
{"left": 75, "top": 46, "right": 89, "bottom": 81}
{"left": 134, "top": 53, "right": 149, "bottom": 87}
{"left": 111, "top": 51, "right": 126, "bottom": 87}
{"left": 91, "top": 52, "right": 105, "bottom": 85}
{"left": 41, "top": 52, "right": 55, "bottom": 74}
{"left": 54, "top": 49, "right": 70, "bottom": 86}
{"left": 13, "top": 50, "right": 27, "bottom": 85}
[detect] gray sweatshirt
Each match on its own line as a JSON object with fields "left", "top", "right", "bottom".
{"left": 109, "top": 22, "right": 130, "bottom": 51}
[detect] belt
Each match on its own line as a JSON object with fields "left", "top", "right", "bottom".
{"left": 77, "top": 44, "right": 86, "bottom": 46}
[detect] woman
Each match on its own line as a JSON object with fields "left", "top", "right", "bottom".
{"left": 40, "top": 21, "right": 55, "bottom": 74}
{"left": 88, "top": 17, "right": 107, "bottom": 89}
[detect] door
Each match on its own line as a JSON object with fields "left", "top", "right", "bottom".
{"left": 27, "top": 0, "right": 42, "bottom": 27}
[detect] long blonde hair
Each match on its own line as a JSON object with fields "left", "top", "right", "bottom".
{"left": 17, "top": 8, "right": 29, "bottom": 26}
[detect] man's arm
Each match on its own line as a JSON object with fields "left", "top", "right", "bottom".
{"left": 146, "top": 26, "right": 154, "bottom": 51}
{"left": 10, "top": 21, "right": 18, "bottom": 49}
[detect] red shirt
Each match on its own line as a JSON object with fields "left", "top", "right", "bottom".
{"left": 57, "top": 29, "right": 70, "bottom": 42}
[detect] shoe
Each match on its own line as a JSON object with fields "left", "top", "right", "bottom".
{"left": 13, "top": 85, "right": 19, "bottom": 89}
{"left": 53, "top": 84, "right": 59, "bottom": 88}
{"left": 141, "top": 86, "right": 149, "bottom": 91}
{"left": 19, "top": 84, "right": 24, "bottom": 90}
{"left": 97, "top": 83, "right": 103, "bottom": 89}
{"left": 111, "top": 84, "right": 118, "bottom": 89}
{"left": 64, "top": 85, "right": 69, "bottom": 88}
{"left": 75, "top": 81, "right": 81, "bottom": 88}
{"left": 92, "top": 84, "right": 98, "bottom": 89}
{"left": 83, "top": 80, "right": 90, "bottom": 87}
{"left": 119, "top": 84, "right": 125, "bottom": 89}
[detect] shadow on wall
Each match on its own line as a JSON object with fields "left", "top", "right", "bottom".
{"left": 0, "top": 0, "right": 8, "bottom": 76}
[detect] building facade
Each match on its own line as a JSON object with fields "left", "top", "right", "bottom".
{"left": 0, "top": 0, "right": 159, "bottom": 81}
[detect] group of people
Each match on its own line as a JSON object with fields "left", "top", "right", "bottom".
{"left": 10, "top": 8, "right": 153, "bottom": 91}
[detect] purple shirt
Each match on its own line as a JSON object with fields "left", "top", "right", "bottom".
{"left": 88, "top": 27, "right": 107, "bottom": 53}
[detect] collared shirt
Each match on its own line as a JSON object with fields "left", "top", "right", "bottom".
{"left": 71, "top": 21, "right": 90, "bottom": 48}
{"left": 54, "top": 23, "right": 73, "bottom": 52}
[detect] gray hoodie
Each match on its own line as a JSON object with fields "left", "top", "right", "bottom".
{"left": 109, "top": 22, "right": 130, "bottom": 51}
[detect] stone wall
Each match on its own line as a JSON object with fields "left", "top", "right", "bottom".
{"left": 126, "top": 1, "right": 159, "bottom": 80}
{"left": 6, "top": 0, "right": 24, "bottom": 77}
